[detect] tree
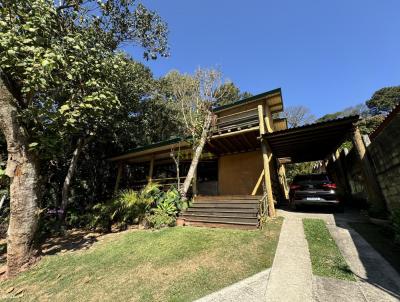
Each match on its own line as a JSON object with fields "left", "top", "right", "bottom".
{"left": 281, "top": 106, "right": 316, "bottom": 128}
{"left": 357, "top": 115, "right": 386, "bottom": 135}
{"left": 366, "top": 86, "right": 400, "bottom": 115}
{"left": 165, "top": 68, "right": 226, "bottom": 200}
{"left": 0, "top": 0, "right": 168, "bottom": 276}
{"left": 317, "top": 103, "right": 370, "bottom": 122}
{"left": 215, "top": 82, "right": 252, "bottom": 106}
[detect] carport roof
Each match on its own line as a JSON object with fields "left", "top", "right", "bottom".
{"left": 264, "top": 115, "right": 359, "bottom": 163}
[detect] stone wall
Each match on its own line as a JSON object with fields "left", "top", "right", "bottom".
{"left": 367, "top": 110, "right": 400, "bottom": 212}
{"left": 335, "top": 107, "right": 399, "bottom": 213}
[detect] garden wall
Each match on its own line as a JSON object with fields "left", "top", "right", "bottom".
{"left": 367, "top": 108, "right": 400, "bottom": 212}
{"left": 339, "top": 106, "right": 400, "bottom": 213}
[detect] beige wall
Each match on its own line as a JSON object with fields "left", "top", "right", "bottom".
{"left": 218, "top": 151, "right": 264, "bottom": 195}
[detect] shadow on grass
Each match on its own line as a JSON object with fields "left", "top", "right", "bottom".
{"left": 40, "top": 230, "right": 102, "bottom": 256}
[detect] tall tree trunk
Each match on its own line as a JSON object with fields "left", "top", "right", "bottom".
{"left": 180, "top": 112, "right": 212, "bottom": 200}
{"left": 60, "top": 137, "right": 87, "bottom": 219}
{"left": 0, "top": 81, "right": 40, "bottom": 277}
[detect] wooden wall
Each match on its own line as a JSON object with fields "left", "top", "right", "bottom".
{"left": 218, "top": 151, "right": 264, "bottom": 195}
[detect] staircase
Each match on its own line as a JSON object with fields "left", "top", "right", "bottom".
{"left": 181, "top": 195, "right": 260, "bottom": 229}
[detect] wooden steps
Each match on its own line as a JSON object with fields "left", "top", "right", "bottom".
{"left": 181, "top": 195, "right": 260, "bottom": 229}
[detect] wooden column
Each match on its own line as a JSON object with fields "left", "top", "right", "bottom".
{"left": 258, "top": 105, "right": 276, "bottom": 217}
{"left": 351, "top": 127, "right": 386, "bottom": 214}
{"left": 277, "top": 163, "right": 289, "bottom": 199}
{"left": 334, "top": 149, "right": 347, "bottom": 195}
{"left": 148, "top": 156, "right": 154, "bottom": 183}
{"left": 114, "top": 162, "right": 123, "bottom": 194}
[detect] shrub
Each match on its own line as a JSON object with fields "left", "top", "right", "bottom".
{"left": 144, "top": 208, "right": 176, "bottom": 229}
{"left": 91, "top": 183, "right": 159, "bottom": 232}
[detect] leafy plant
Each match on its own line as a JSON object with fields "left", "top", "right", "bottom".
{"left": 144, "top": 208, "right": 176, "bottom": 229}
{"left": 157, "top": 198, "right": 177, "bottom": 216}
{"left": 91, "top": 183, "right": 160, "bottom": 231}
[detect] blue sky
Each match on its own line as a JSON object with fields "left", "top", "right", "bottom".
{"left": 125, "top": 0, "right": 400, "bottom": 117}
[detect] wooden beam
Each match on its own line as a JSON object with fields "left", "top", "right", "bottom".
{"left": 351, "top": 127, "right": 386, "bottom": 214}
{"left": 258, "top": 105, "right": 276, "bottom": 218}
{"left": 221, "top": 137, "right": 238, "bottom": 151}
{"left": 210, "top": 126, "right": 259, "bottom": 139}
{"left": 240, "top": 133, "right": 254, "bottom": 149}
{"left": 211, "top": 139, "right": 231, "bottom": 154}
{"left": 148, "top": 156, "right": 154, "bottom": 182}
{"left": 252, "top": 170, "right": 264, "bottom": 195}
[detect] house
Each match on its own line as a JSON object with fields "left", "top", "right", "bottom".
{"left": 109, "top": 88, "right": 362, "bottom": 228}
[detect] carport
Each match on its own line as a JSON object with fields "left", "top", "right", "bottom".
{"left": 261, "top": 115, "right": 385, "bottom": 211}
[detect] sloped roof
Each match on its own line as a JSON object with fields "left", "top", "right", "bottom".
{"left": 213, "top": 88, "right": 283, "bottom": 114}
{"left": 264, "top": 115, "right": 360, "bottom": 162}
{"left": 370, "top": 103, "right": 400, "bottom": 139}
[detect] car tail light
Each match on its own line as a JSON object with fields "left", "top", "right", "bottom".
{"left": 290, "top": 184, "right": 301, "bottom": 190}
{"left": 323, "top": 183, "right": 337, "bottom": 189}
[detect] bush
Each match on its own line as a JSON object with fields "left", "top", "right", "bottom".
{"left": 144, "top": 208, "right": 176, "bottom": 229}
{"left": 91, "top": 183, "right": 160, "bottom": 232}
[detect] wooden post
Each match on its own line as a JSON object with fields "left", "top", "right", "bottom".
{"left": 114, "top": 162, "right": 123, "bottom": 194}
{"left": 258, "top": 105, "right": 276, "bottom": 217}
{"left": 252, "top": 170, "right": 265, "bottom": 196}
{"left": 334, "top": 149, "right": 348, "bottom": 195}
{"left": 277, "top": 163, "right": 289, "bottom": 199}
{"left": 148, "top": 156, "right": 154, "bottom": 183}
{"left": 351, "top": 127, "right": 386, "bottom": 214}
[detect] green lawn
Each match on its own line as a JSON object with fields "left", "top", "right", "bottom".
{"left": 0, "top": 218, "right": 283, "bottom": 302}
{"left": 303, "top": 218, "right": 355, "bottom": 281}
{"left": 349, "top": 222, "right": 400, "bottom": 275}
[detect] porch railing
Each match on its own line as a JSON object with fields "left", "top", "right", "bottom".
{"left": 212, "top": 108, "right": 259, "bottom": 133}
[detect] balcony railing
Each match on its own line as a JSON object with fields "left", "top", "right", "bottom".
{"left": 212, "top": 108, "right": 259, "bottom": 134}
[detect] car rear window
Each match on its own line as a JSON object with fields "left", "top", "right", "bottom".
{"left": 310, "top": 174, "right": 329, "bottom": 181}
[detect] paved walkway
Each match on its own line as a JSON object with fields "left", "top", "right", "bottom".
{"left": 195, "top": 208, "right": 400, "bottom": 302}
{"left": 265, "top": 216, "right": 313, "bottom": 301}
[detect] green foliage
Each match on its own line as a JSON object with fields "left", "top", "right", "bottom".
{"left": 391, "top": 208, "right": 400, "bottom": 244}
{"left": 91, "top": 183, "right": 160, "bottom": 231}
{"left": 356, "top": 115, "right": 386, "bottom": 135}
{"left": 285, "top": 161, "right": 316, "bottom": 183}
{"left": 215, "top": 82, "right": 252, "bottom": 106}
{"left": 366, "top": 86, "right": 400, "bottom": 115}
{"left": 317, "top": 103, "right": 369, "bottom": 122}
{"left": 144, "top": 208, "right": 176, "bottom": 229}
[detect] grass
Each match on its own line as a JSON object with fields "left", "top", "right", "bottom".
{"left": 349, "top": 222, "right": 400, "bottom": 275}
{"left": 303, "top": 218, "right": 355, "bottom": 281}
{"left": 0, "top": 218, "right": 283, "bottom": 302}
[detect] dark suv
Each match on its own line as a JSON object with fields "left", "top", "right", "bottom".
{"left": 289, "top": 174, "right": 341, "bottom": 211}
